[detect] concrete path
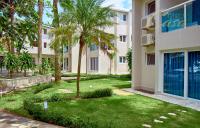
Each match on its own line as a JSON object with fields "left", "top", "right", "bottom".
{"left": 0, "top": 111, "right": 63, "bottom": 128}
{"left": 123, "top": 88, "right": 200, "bottom": 111}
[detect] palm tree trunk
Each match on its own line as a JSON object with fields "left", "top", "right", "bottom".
{"left": 53, "top": 0, "right": 61, "bottom": 82}
{"left": 9, "top": 0, "right": 15, "bottom": 54}
{"left": 76, "top": 36, "right": 84, "bottom": 97}
{"left": 55, "top": 48, "right": 61, "bottom": 81}
{"left": 38, "top": 0, "right": 43, "bottom": 69}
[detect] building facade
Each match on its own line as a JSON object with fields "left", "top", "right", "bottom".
{"left": 63, "top": 8, "right": 132, "bottom": 74}
{"left": 26, "top": 26, "right": 55, "bottom": 65}
{"left": 132, "top": 0, "right": 200, "bottom": 100}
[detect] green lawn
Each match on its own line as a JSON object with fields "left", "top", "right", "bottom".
{"left": 0, "top": 76, "right": 200, "bottom": 128}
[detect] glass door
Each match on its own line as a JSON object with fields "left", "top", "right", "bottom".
{"left": 164, "top": 52, "right": 184, "bottom": 96}
{"left": 188, "top": 51, "right": 200, "bottom": 100}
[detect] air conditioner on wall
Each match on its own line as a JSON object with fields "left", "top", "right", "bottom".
{"left": 141, "top": 14, "right": 155, "bottom": 30}
{"left": 141, "top": 33, "right": 155, "bottom": 46}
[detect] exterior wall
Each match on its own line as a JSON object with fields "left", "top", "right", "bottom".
{"left": 132, "top": 0, "right": 156, "bottom": 92}
{"left": 132, "top": 0, "right": 200, "bottom": 97}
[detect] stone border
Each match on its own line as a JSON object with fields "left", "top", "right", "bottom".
{"left": 0, "top": 75, "right": 52, "bottom": 93}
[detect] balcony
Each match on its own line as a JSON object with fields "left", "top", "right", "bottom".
{"left": 141, "top": 13, "right": 155, "bottom": 31}
{"left": 141, "top": 33, "right": 155, "bottom": 46}
{"left": 161, "top": 0, "right": 200, "bottom": 33}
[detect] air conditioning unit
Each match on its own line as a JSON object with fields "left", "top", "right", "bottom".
{"left": 141, "top": 14, "right": 155, "bottom": 30}
{"left": 141, "top": 33, "right": 155, "bottom": 46}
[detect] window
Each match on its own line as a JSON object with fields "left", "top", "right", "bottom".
{"left": 43, "top": 29, "right": 47, "bottom": 34}
{"left": 147, "top": 1, "right": 155, "bottom": 15}
{"left": 123, "top": 14, "right": 127, "bottom": 21}
{"left": 64, "top": 58, "right": 69, "bottom": 70}
{"left": 119, "top": 56, "right": 126, "bottom": 63}
{"left": 120, "top": 35, "right": 127, "bottom": 42}
{"left": 44, "top": 42, "right": 47, "bottom": 48}
{"left": 120, "top": 14, "right": 127, "bottom": 22}
{"left": 90, "top": 44, "right": 98, "bottom": 51}
{"left": 33, "top": 41, "right": 38, "bottom": 47}
{"left": 64, "top": 46, "right": 69, "bottom": 53}
{"left": 90, "top": 57, "right": 98, "bottom": 71}
{"left": 146, "top": 53, "right": 155, "bottom": 65}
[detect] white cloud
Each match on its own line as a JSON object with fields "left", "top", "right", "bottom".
{"left": 102, "top": 0, "right": 132, "bottom": 10}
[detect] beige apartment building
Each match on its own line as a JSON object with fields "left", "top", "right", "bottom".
{"left": 132, "top": 0, "right": 200, "bottom": 100}
{"left": 63, "top": 8, "right": 132, "bottom": 75}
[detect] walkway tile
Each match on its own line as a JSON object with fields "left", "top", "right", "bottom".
{"left": 142, "top": 124, "right": 152, "bottom": 128}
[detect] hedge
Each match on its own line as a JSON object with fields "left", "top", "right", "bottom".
{"left": 82, "top": 88, "right": 113, "bottom": 99}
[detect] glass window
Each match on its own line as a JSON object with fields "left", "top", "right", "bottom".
{"left": 164, "top": 52, "right": 184, "bottom": 97}
{"left": 33, "top": 41, "right": 38, "bottom": 47}
{"left": 119, "top": 56, "right": 126, "bottom": 63}
{"left": 90, "top": 57, "right": 98, "bottom": 71}
{"left": 162, "top": 6, "right": 184, "bottom": 32}
{"left": 120, "top": 35, "right": 127, "bottom": 42}
{"left": 44, "top": 42, "right": 47, "bottom": 48}
{"left": 146, "top": 53, "right": 155, "bottom": 65}
{"left": 90, "top": 44, "right": 98, "bottom": 51}
{"left": 64, "top": 46, "right": 69, "bottom": 53}
{"left": 147, "top": 1, "right": 155, "bottom": 15}
{"left": 188, "top": 51, "right": 200, "bottom": 100}
{"left": 186, "top": 0, "right": 200, "bottom": 27}
{"left": 119, "top": 14, "right": 127, "bottom": 22}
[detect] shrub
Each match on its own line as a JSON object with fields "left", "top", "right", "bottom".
{"left": 34, "top": 83, "right": 53, "bottom": 94}
{"left": 41, "top": 58, "right": 51, "bottom": 75}
{"left": 23, "top": 97, "right": 97, "bottom": 128}
{"left": 19, "top": 52, "right": 35, "bottom": 76}
{"left": 126, "top": 48, "right": 132, "bottom": 72}
{"left": 4, "top": 53, "right": 19, "bottom": 78}
{"left": 49, "top": 93, "right": 70, "bottom": 102}
{"left": 82, "top": 88, "right": 112, "bottom": 99}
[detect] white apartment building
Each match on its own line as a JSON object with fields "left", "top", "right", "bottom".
{"left": 132, "top": 0, "right": 200, "bottom": 100}
{"left": 63, "top": 8, "right": 132, "bottom": 75}
{"left": 26, "top": 26, "right": 55, "bottom": 64}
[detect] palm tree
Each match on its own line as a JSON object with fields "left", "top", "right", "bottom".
{"left": 37, "top": 0, "right": 43, "bottom": 70}
{"left": 58, "top": 0, "right": 116, "bottom": 97}
{"left": 52, "top": 0, "right": 62, "bottom": 82}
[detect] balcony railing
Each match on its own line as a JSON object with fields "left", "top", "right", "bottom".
{"left": 161, "top": 0, "right": 200, "bottom": 33}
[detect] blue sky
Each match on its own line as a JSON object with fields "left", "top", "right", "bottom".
{"left": 43, "top": 0, "right": 132, "bottom": 24}
{"left": 102, "top": 0, "right": 132, "bottom": 10}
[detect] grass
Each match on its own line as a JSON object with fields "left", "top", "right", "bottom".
{"left": 0, "top": 76, "right": 200, "bottom": 128}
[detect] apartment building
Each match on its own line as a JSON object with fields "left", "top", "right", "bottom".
{"left": 26, "top": 26, "right": 55, "bottom": 65}
{"left": 63, "top": 8, "right": 132, "bottom": 75}
{"left": 132, "top": 0, "right": 200, "bottom": 100}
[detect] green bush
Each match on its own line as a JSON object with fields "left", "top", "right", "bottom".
{"left": 23, "top": 97, "right": 97, "bottom": 128}
{"left": 49, "top": 93, "right": 70, "bottom": 102}
{"left": 34, "top": 83, "right": 53, "bottom": 94}
{"left": 19, "top": 52, "right": 35, "bottom": 76}
{"left": 82, "top": 88, "right": 112, "bottom": 99}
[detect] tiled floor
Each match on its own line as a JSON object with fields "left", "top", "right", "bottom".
{"left": 0, "top": 111, "right": 63, "bottom": 128}
{"left": 123, "top": 88, "right": 200, "bottom": 111}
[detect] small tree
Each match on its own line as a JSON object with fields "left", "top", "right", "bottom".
{"left": 126, "top": 48, "right": 132, "bottom": 72}
{"left": 41, "top": 58, "right": 51, "bottom": 75}
{"left": 19, "top": 52, "right": 34, "bottom": 77}
{"left": 4, "top": 53, "right": 19, "bottom": 78}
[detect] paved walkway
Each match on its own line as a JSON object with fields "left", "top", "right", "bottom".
{"left": 123, "top": 88, "right": 200, "bottom": 111}
{"left": 0, "top": 111, "right": 63, "bottom": 128}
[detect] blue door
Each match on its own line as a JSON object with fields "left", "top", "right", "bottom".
{"left": 164, "top": 53, "right": 184, "bottom": 96}
{"left": 188, "top": 51, "right": 200, "bottom": 100}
